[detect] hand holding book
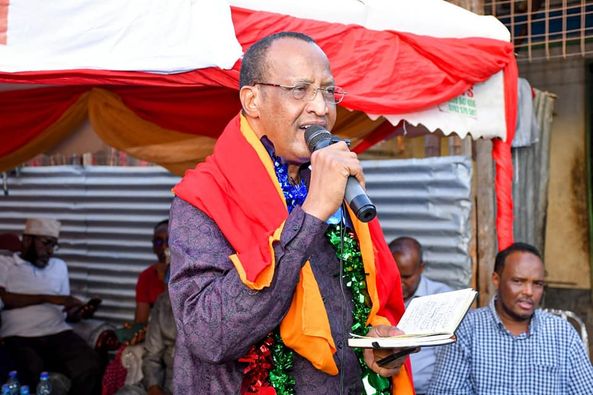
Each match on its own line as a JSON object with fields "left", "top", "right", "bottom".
{"left": 363, "top": 325, "right": 411, "bottom": 377}
{"left": 350, "top": 288, "right": 477, "bottom": 349}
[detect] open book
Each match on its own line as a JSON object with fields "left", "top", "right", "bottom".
{"left": 348, "top": 288, "right": 477, "bottom": 349}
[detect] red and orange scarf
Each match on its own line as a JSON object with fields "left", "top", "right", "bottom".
{"left": 174, "top": 113, "right": 414, "bottom": 394}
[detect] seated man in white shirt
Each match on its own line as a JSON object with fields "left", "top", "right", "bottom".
{"left": 389, "top": 236, "right": 452, "bottom": 395}
{"left": 0, "top": 218, "right": 101, "bottom": 395}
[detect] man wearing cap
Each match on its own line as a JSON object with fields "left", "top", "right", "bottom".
{"left": 0, "top": 218, "right": 102, "bottom": 395}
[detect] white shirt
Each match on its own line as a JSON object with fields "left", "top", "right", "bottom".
{"left": 0, "top": 253, "right": 71, "bottom": 337}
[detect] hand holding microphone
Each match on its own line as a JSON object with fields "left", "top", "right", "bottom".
{"left": 301, "top": 125, "right": 376, "bottom": 223}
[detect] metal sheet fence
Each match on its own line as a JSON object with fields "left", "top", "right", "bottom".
{"left": 363, "top": 156, "right": 473, "bottom": 289}
{"left": 0, "top": 157, "right": 472, "bottom": 324}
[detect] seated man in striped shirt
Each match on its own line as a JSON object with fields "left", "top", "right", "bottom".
{"left": 428, "top": 242, "right": 593, "bottom": 394}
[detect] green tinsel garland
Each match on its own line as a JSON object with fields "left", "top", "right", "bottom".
{"left": 326, "top": 224, "right": 391, "bottom": 395}
{"left": 269, "top": 331, "right": 296, "bottom": 394}
{"left": 267, "top": 223, "right": 391, "bottom": 395}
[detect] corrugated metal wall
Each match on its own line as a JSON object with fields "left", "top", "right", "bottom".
{"left": 364, "top": 156, "right": 473, "bottom": 289}
{"left": 0, "top": 157, "right": 472, "bottom": 324}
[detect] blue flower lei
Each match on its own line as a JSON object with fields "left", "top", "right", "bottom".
{"left": 272, "top": 155, "right": 307, "bottom": 212}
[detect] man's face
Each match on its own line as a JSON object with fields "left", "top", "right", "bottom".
{"left": 393, "top": 249, "right": 423, "bottom": 301}
{"left": 152, "top": 225, "right": 169, "bottom": 264}
{"left": 492, "top": 251, "right": 545, "bottom": 323}
{"left": 248, "top": 38, "right": 337, "bottom": 165}
{"left": 21, "top": 235, "right": 58, "bottom": 268}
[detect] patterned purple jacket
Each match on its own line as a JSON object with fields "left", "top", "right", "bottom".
{"left": 169, "top": 197, "right": 364, "bottom": 394}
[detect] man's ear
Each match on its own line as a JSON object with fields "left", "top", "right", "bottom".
{"left": 492, "top": 271, "right": 500, "bottom": 290}
{"left": 240, "top": 86, "right": 259, "bottom": 118}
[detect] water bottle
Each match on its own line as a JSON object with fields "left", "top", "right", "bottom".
{"left": 36, "top": 372, "right": 51, "bottom": 395}
{"left": 5, "top": 371, "right": 18, "bottom": 395}
{"left": 2, "top": 384, "right": 11, "bottom": 395}
{"left": 18, "top": 386, "right": 29, "bottom": 395}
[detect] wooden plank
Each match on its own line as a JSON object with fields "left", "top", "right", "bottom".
{"left": 469, "top": 139, "right": 478, "bottom": 308}
{"left": 475, "top": 139, "right": 497, "bottom": 306}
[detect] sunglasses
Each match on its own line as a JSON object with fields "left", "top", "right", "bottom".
{"left": 32, "top": 236, "right": 60, "bottom": 251}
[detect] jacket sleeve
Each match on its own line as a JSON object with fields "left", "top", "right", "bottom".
{"left": 168, "top": 197, "right": 328, "bottom": 363}
{"left": 142, "top": 293, "right": 168, "bottom": 389}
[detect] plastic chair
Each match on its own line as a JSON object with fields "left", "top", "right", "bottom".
{"left": 544, "top": 308, "right": 589, "bottom": 359}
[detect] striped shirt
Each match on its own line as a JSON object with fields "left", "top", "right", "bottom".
{"left": 427, "top": 297, "right": 593, "bottom": 395}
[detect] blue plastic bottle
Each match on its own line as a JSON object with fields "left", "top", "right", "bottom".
{"left": 5, "top": 371, "right": 19, "bottom": 395}
{"left": 36, "top": 372, "right": 52, "bottom": 395}
{"left": 18, "top": 386, "right": 29, "bottom": 395}
{"left": 2, "top": 384, "right": 11, "bottom": 395}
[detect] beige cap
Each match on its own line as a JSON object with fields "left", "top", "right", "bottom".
{"left": 24, "top": 218, "right": 61, "bottom": 238}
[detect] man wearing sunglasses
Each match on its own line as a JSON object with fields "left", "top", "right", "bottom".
{"left": 0, "top": 218, "right": 101, "bottom": 395}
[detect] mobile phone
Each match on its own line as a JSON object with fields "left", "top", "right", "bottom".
{"left": 87, "top": 297, "right": 102, "bottom": 308}
{"left": 376, "top": 348, "right": 416, "bottom": 367}
{"left": 78, "top": 297, "right": 102, "bottom": 319}
{"left": 66, "top": 297, "right": 102, "bottom": 322}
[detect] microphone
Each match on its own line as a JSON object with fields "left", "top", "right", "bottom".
{"left": 304, "top": 125, "right": 377, "bottom": 222}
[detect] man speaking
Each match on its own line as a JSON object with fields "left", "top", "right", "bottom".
{"left": 169, "top": 32, "right": 413, "bottom": 394}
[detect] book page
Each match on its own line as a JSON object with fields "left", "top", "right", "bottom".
{"left": 397, "top": 288, "right": 477, "bottom": 335}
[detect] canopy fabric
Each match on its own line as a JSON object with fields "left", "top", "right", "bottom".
{"left": 0, "top": 0, "right": 516, "bottom": 249}
{"left": 0, "top": 87, "right": 382, "bottom": 174}
{"left": 232, "top": 0, "right": 510, "bottom": 41}
{"left": 0, "top": 88, "right": 89, "bottom": 169}
{"left": 0, "top": 0, "right": 242, "bottom": 72}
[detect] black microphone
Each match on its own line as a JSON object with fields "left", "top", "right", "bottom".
{"left": 304, "top": 125, "right": 377, "bottom": 222}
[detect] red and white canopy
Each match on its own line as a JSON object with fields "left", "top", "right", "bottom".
{"left": 0, "top": 0, "right": 516, "bottom": 248}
